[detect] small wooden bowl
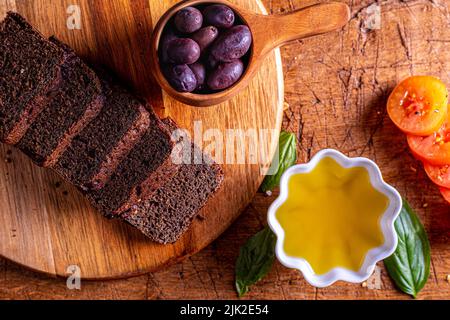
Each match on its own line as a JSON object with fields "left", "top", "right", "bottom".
{"left": 150, "top": 0, "right": 350, "bottom": 107}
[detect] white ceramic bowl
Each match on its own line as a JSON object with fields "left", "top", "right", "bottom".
{"left": 267, "top": 149, "right": 402, "bottom": 287}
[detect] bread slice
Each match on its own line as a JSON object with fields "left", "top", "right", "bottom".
{"left": 120, "top": 118, "right": 224, "bottom": 244}
{"left": 0, "top": 12, "right": 68, "bottom": 144}
{"left": 17, "top": 38, "right": 103, "bottom": 167}
{"left": 86, "top": 116, "right": 181, "bottom": 217}
{"left": 53, "top": 71, "right": 151, "bottom": 191}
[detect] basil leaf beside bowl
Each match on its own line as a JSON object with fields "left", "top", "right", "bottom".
{"left": 235, "top": 227, "right": 277, "bottom": 297}
{"left": 384, "top": 200, "right": 431, "bottom": 298}
{"left": 260, "top": 131, "right": 297, "bottom": 193}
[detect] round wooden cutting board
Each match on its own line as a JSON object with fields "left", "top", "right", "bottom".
{"left": 0, "top": 0, "right": 283, "bottom": 279}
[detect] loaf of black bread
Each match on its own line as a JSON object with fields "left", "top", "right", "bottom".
{"left": 0, "top": 12, "right": 224, "bottom": 244}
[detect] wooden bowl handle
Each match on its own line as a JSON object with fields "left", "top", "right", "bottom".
{"left": 251, "top": 2, "right": 350, "bottom": 58}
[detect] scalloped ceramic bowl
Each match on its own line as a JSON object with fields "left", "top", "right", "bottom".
{"left": 267, "top": 149, "right": 402, "bottom": 287}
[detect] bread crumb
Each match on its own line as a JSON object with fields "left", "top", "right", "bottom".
{"left": 446, "top": 274, "right": 450, "bottom": 282}
{"left": 423, "top": 203, "right": 428, "bottom": 208}
{"left": 410, "top": 166, "right": 417, "bottom": 173}
{"left": 362, "top": 282, "right": 367, "bottom": 288}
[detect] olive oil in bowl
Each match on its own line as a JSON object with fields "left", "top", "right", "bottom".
{"left": 275, "top": 157, "right": 390, "bottom": 275}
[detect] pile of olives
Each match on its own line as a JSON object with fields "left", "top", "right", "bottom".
{"left": 159, "top": 4, "right": 252, "bottom": 93}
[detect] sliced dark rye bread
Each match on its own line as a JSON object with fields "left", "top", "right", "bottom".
{"left": 120, "top": 118, "right": 224, "bottom": 244}
{"left": 86, "top": 116, "right": 181, "bottom": 217}
{"left": 0, "top": 12, "right": 69, "bottom": 144}
{"left": 17, "top": 37, "right": 103, "bottom": 167}
{"left": 53, "top": 71, "right": 151, "bottom": 191}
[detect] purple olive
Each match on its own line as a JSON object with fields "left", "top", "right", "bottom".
{"left": 159, "top": 28, "right": 178, "bottom": 63}
{"left": 174, "top": 7, "right": 203, "bottom": 34}
{"left": 190, "top": 26, "right": 219, "bottom": 52}
{"left": 163, "top": 64, "right": 197, "bottom": 93}
{"left": 189, "top": 62, "right": 206, "bottom": 90}
{"left": 207, "top": 59, "right": 244, "bottom": 91}
{"left": 210, "top": 25, "right": 252, "bottom": 62}
{"left": 203, "top": 5, "right": 235, "bottom": 29}
{"left": 167, "top": 38, "right": 201, "bottom": 65}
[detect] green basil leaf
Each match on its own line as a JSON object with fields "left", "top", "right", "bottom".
{"left": 260, "top": 131, "right": 297, "bottom": 193}
{"left": 384, "top": 199, "right": 431, "bottom": 298}
{"left": 235, "top": 227, "right": 277, "bottom": 297}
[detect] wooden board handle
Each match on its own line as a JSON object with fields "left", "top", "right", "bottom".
{"left": 253, "top": 2, "right": 350, "bottom": 58}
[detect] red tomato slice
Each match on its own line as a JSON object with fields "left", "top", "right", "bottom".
{"left": 439, "top": 187, "right": 450, "bottom": 204}
{"left": 424, "top": 162, "right": 450, "bottom": 188}
{"left": 387, "top": 76, "right": 448, "bottom": 135}
{"left": 408, "top": 112, "right": 450, "bottom": 165}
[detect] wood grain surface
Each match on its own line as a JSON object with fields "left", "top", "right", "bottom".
{"left": 0, "top": 0, "right": 284, "bottom": 279}
{"left": 1, "top": 0, "right": 450, "bottom": 300}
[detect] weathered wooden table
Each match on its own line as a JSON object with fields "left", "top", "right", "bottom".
{"left": 0, "top": 0, "right": 449, "bottom": 300}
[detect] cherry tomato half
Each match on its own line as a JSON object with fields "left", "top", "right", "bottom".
{"left": 408, "top": 112, "right": 450, "bottom": 165}
{"left": 387, "top": 76, "right": 448, "bottom": 135}
{"left": 424, "top": 162, "right": 450, "bottom": 188}
{"left": 439, "top": 187, "right": 450, "bottom": 204}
